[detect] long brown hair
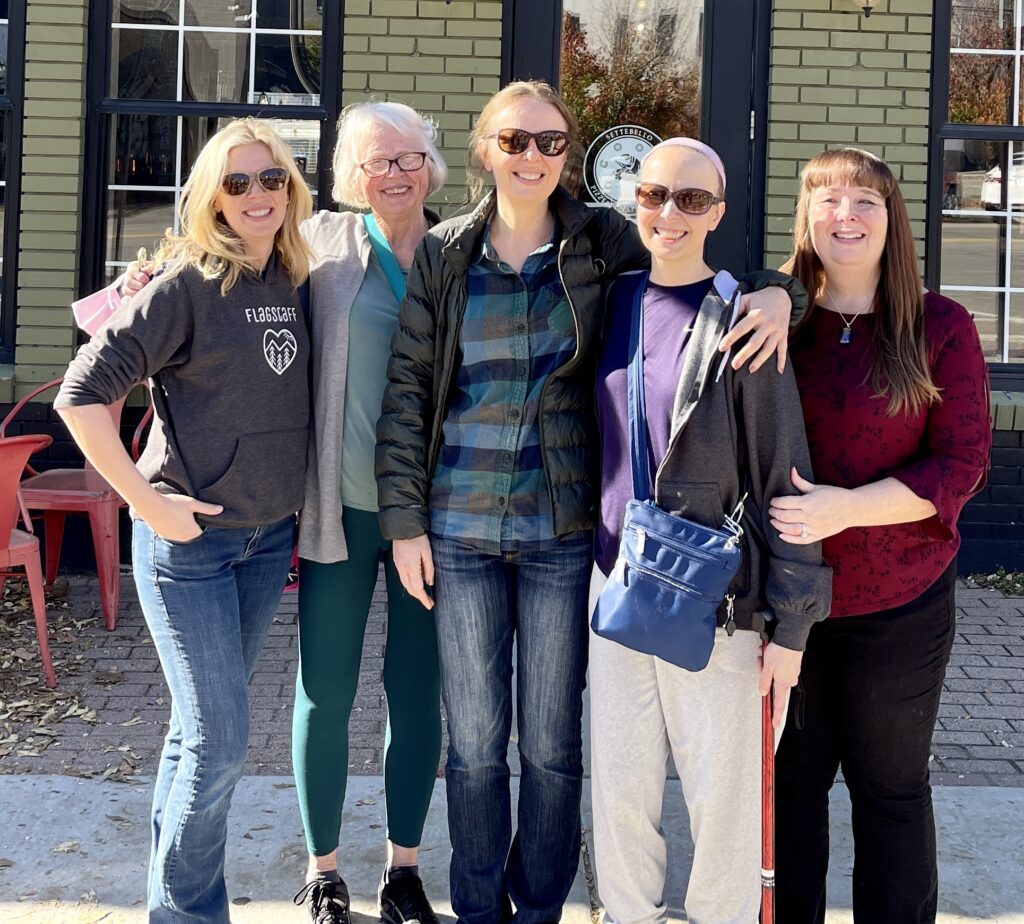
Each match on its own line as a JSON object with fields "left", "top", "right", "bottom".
{"left": 466, "top": 80, "right": 583, "bottom": 203}
{"left": 782, "top": 147, "right": 940, "bottom": 416}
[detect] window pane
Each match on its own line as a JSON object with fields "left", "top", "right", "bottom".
{"left": 109, "top": 113, "right": 177, "bottom": 187}
{"left": 0, "top": 4, "right": 9, "bottom": 21}
{"left": 1009, "top": 294, "right": 1024, "bottom": 359}
{"left": 257, "top": 0, "right": 322, "bottom": 30}
{"left": 112, "top": 27, "right": 178, "bottom": 100}
{"left": 184, "top": 2, "right": 251, "bottom": 28}
{"left": 106, "top": 190, "right": 175, "bottom": 265}
{"left": 942, "top": 138, "right": 1015, "bottom": 211}
{"left": 114, "top": 0, "right": 178, "bottom": 26}
{"left": 948, "top": 52, "right": 1014, "bottom": 125}
{"left": 941, "top": 215, "right": 1005, "bottom": 290}
{"left": 183, "top": 31, "right": 250, "bottom": 104}
{"left": 945, "top": 289, "right": 1004, "bottom": 361}
{"left": 951, "top": 0, "right": 1015, "bottom": 51}
{"left": 254, "top": 33, "right": 320, "bottom": 103}
{"left": 0, "top": 110, "right": 6, "bottom": 176}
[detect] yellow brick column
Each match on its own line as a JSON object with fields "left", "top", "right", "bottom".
{"left": 14, "top": 0, "right": 89, "bottom": 392}
{"left": 764, "top": 0, "right": 932, "bottom": 272}
{"left": 341, "top": 0, "right": 504, "bottom": 213}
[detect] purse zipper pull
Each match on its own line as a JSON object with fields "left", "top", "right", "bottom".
{"left": 724, "top": 595, "right": 736, "bottom": 636}
{"left": 636, "top": 528, "right": 646, "bottom": 557}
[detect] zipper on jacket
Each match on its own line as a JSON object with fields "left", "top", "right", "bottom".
{"left": 535, "top": 236, "right": 585, "bottom": 533}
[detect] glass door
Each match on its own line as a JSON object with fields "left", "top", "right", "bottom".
{"left": 504, "top": 0, "right": 768, "bottom": 270}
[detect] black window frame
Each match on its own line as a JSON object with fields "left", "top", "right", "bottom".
{"left": 928, "top": 0, "right": 1024, "bottom": 387}
{"left": 0, "top": 8, "right": 25, "bottom": 364}
{"left": 80, "top": 0, "right": 344, "bottom": 299}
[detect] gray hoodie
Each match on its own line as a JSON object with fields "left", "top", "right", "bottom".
{"left": 55, "top": 258, "right": 310, "bottom": 529}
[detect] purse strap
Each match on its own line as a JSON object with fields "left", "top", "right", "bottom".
{"left": 363, "top": 212, "right": 408, "bottom": 303}
{"left": 627, "top": 272, "right": 654, "bottom": 502}
{"left": 626, "top": 272, "right": 748, "bottom": 536}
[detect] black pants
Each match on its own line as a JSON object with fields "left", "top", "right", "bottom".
{"left": 775, "top": 562, "right": 956, "bottom": 924}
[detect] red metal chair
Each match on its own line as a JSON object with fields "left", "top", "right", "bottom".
{"left": 0, "top": 378, "right": 141, "bottom": 631}
{"left": 0, "top": 434, "right": 57, "bottom": 688}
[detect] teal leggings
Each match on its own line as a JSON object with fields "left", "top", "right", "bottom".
{"left": 292, "top": 506, "right": 442, "bottom": 854}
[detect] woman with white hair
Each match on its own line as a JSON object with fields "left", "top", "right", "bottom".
{"left": 122, "top": 102, "right": 448, "bottom": 924}
{"left": 56, "top": 117, "right": 313, "bottom": 923}
{"left": 291, "top": 101, "right": 447, "bottom": 924}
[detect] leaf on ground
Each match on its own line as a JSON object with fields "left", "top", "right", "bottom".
{"left": 52, "top": 841, "right": 80, "bottom": 853}
{"left": 119, "top": 717, "right": 143, "bottom": 727}
{"left": 0, "top": 858, "right": 13, "bottom": 869}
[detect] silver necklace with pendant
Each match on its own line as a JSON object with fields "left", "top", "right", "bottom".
{"left": 825, "top": 289, "right": 874, "bottom": 344}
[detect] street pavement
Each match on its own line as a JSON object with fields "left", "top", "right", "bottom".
{"left": 1, "top": 572, "right": 1023, "bottom": 920}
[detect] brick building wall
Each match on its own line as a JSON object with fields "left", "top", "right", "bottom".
{"left": 341, "top": 0, "right": 503, "bottom": 214}
{"left": 763, "top": 0, "right": 932, "bottom": 271}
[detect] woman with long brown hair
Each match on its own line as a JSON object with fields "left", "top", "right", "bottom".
{"left": 770, "top": 147, "right": 991, "bottom": 923}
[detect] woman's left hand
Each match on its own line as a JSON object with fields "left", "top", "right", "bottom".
{"left": 769, "top": 467, "right": 855, "bottom": 544}
{"left": 719, "top": 286, "right": 792, "bottom": 374}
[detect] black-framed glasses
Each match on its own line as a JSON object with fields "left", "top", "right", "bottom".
{"left": 490, "top": 128, "right": 570, "bottom": 157}
{"left": 221, "top": 167, "right": 290, "bottom": 197}
{"left": 635, "top": 183, "right": 722, "bottom": 215}
{"left": 360, "top": 152, "right": 428, "bottom": 177}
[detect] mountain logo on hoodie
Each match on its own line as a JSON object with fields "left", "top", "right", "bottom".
{"left": 264, "top": 329, "right": 298, "bottom": 375}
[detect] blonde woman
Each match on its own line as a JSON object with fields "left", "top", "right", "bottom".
{"left": 55, "top": 118, "right": 312, "bottom": 923}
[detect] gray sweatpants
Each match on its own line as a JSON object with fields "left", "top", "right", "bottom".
{"left": 588, "top": 570, "right": 765, "bottom": 924}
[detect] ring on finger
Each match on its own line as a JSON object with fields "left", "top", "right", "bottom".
{"left": 799, "top": 522, "right": 808, "bottom": 538}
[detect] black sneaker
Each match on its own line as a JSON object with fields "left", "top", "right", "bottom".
{"left": 378, "top": 866, "right": 439, "bottom": 924}
{"left": 294, "top": 871, "right": 352, "bottom": 924}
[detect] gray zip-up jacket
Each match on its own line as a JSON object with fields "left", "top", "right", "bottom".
{"left": 55, "top": 259, "right": 310, "bottom": 529}
{"left": 615, "top": 270, "right": 832, "bottom": 651}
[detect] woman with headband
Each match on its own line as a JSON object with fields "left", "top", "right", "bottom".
{"left": 588, "top": 137, "right": 832, "bottom": 924}
{"left": 376, "top": 83, "right": 806, "bottom": 924}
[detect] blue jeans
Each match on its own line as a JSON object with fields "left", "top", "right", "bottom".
{"left": 132, "top": 516, "right": 294, "bottom": 923}
{"left": 431, "top": 532, "right": 591, "bottom": 924}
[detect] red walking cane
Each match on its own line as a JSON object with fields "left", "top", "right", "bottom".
{"left": 761, "top": 684, "right": 776, "bottom": 924}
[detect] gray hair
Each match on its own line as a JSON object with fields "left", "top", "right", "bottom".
{"left": 331, "top": 101, "right": 447, "bottom": 208}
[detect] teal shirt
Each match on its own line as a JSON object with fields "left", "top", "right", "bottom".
{"left": 341, "top": 250, "right": 404, "bottom": 512}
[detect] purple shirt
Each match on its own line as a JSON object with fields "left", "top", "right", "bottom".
{"left": 595, "top": 276, "right": 711, "bottom": 574}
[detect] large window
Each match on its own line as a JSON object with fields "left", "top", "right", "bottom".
{"left": 0, "top": 2, "right": 24, "bottom": 363}
{"left": 933, "top": 0, "right": 1024, "bottom": 365}
{"left": 85, "top": 1, "right": 341, "bottom": 291}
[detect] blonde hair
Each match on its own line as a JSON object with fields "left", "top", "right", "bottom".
{"left": 155, "top": 118, "right": 313, "bottom": 295}
{"left": 782, "top": 147, "right": 940, "bottom": 417}
{"left": 467, "top": 80, "right": 582, "bottom": 203}
{"left": 331, "top": 101, "right": 447, "bottom": 209}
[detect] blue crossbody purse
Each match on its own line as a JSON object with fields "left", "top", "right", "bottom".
{"left": 592, "top": 272, "right": 747, "bottom": 672}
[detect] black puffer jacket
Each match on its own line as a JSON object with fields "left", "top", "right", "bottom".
{"left": 375, "top": 187, "right": 807, "bottom": 542}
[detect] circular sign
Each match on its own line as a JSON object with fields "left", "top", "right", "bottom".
{"left": 583, "top": 125, "right": 662, "bottom": 218}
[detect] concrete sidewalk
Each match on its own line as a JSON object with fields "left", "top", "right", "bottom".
{"left": 2, "top": 573, "right": 1024, "bottom": 920}
{"left": 1, "top": 775, "right": 1022, "bottom": 923}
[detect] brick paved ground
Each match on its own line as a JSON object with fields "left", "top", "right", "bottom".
{"left": 0, "top": 572, "right": 1021, "bottom": 784}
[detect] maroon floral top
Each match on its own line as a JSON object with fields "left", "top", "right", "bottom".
{"left": 790, "top": 291, "right": 991, "bottom": 617}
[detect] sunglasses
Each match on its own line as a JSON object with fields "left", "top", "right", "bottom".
{"left": 490, "top": 128, "right": 570, "bottom": 157}
{"left": 360, "top": 152, "right": 428, "bottom": 178}
{"left": 221, "top": 167, "right": 290, "bottom": 197}
{"left": 635, "top": 183, "right": 722, "bottom": 215}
